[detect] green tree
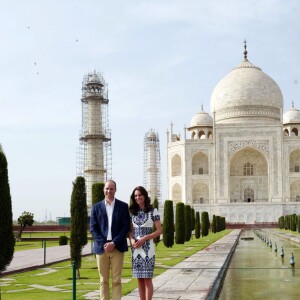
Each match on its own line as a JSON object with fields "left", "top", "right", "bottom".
{"left": 184, "top": 205, "right": 191, "bottom": 241}
{"left": 152, "top": 196, "right": 160, "bottom": 246}
{"left": 163, "top": 200, "right": 174, "bottom": 248}
{"left": 195, "top": 212, "right": 201, "bottom": 239}
{"left": 0, "top": 145, "right": 15, "bottom": 273}
{"left": 222, "top": 217, "right": 226, "bottom": 231}
{"left": 190, "top": 207, "right": 195, "bottom": 232}
{"left": 92, "top": 182, "right": 105, "bottom": 206}
{"left": 284, "top": 215, "right": 288, "bottom": 230}
{"left": 216, "top": 216, "right": 221, "bottom": 232}
{"left": 212, "top": 215, "right": 216, "bottom": 233}
{"left": 292, "top": 214, "right": 297, "bottom": 231}
{"left": 175, "top": 202, "right": 185, "bottom": 244}
{"left": 16, "top": 211, "right": 34, "bottom": 241}
{"left": 70, "top": 176, "right": 88, "bottom": 279}
{"left": 201, "top": 211, "right": 210, "bottom": 237}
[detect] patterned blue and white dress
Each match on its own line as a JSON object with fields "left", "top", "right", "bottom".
{"left": 131, "top": 208, "right": 160, "bottom": 278}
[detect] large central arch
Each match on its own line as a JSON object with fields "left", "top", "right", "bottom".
{"left": 229, "top": 147, "right": 268, "bottom": 203}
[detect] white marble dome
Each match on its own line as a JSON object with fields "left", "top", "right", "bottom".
{"left": 147, "top": 130, "right": 157, "bottom": 138}
{"left": 145, "top": 129, "right": 158, "bottom": 141}
{"left": 190, "top": 110, "right": 213, "bottom": 127}
{"left": 283, "top": 106, "right": 300, "bottom": 124}
{"left": 211, "top": 58, "right": 283, "bottom": 124}
{"left": 88, "top": 73, "right": 101, "bottom": 83}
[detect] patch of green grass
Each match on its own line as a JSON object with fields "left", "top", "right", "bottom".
{"left": 14, "top": 232, "right": 92, "bottom": 251}
{"left": 275, "top": 228, "right": 300, "bottom": 236}
{"left": 15, "top": 241, "right": 62, "bottom": 251}
{"left": 19, "top": 232, "right": 71, "bottom": 238}
{"left": 1, "top": 230, "right": 231, "bottom": 299}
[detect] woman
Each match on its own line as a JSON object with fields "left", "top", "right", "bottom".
{"left": 129, "top": 186, "right": 162, "bottom": 300}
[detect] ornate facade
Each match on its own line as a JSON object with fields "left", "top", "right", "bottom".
{"left": 167, "top": 44, "right": 300, "bottom": 224}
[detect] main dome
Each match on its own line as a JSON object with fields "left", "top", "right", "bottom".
{"left": 210, "top": 57, "right": 283, "bottom": 124}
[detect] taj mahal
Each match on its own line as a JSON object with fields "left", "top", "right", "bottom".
{"left": 167, "top": 42, "right": 300, "bottom": 224}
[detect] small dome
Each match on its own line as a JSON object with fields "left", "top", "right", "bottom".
{"left": 147, "top": 130, "right": 157, "bottom": 138}
{"left": 283, "top": 106, "right": 300, "bottom": 124}
{"left": 190, "top": 109, "right": 213, "bottom": 127}
{"left": 88, "top": 73, "right": 101, "bottom": 83}
{"left": 145, "top": 129, "right": 158, "bottom": 141}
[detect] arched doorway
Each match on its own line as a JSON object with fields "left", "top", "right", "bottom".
{"left": 230, "top": 147, "right": 268, "bottom": 203}
{"left": 244, "top": 187, "right": 254, "bottom": 202}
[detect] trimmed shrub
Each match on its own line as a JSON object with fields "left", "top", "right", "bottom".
{"left": 153, "top": 196, "right": 160, "bottom": 246}
{"left": 0, "top": 145, "right": 15, "bottom": 272}
{"left": 59, "top": 235, "right": 68, "bottom": 245}
{"left": 195, "top": 212, "right": 200, "bottom": 239}
{"left": 212, "top": 215, "right": 216, "bottom": 233}
{"left": 92, "top": 182, "right": 105, "bottom": 206}
{"left": 184, "top": 205, "right": 191, "bottom": 241}
{"left": 222, "top": 217, "right": 226, "bottom": 230}
{"left": 175, "top": 202, "right": 185, "bottom": 244}
{"left": 70, "top": 176, "right": 88, "bottom": 279}
{"left": 201, "top": 211, "right": 210, "bottom": 237}
{"left": 163, "top": 200, "right": 174, "bottom": 248}
{"left": 191, "top": 207, "right": 195, "bottom": 232}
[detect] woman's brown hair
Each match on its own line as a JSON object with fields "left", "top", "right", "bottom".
{"left": 129, "top": 186, "right": 153, "bottom": 215}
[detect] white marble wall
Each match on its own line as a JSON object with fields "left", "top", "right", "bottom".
{"left": 167, "top": 122, "right": 300, "bottom": 223}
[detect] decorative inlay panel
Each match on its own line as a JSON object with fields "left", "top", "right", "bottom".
{"left": 228, "top": 140, "right": 269, "bottom": 155}
{"left": 215, "top": 105, "right": 281, "bottom": 122}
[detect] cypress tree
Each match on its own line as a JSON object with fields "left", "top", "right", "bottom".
{"left": 212, "top": 215, "right": 216, "bottom": 233}
{"left": 293, "top": 214, "right": 297, "bottom": 231}
{"left": 222, "top": 217, "right": 226, "bottom": 230}
{"left": 163, "top": 200, "right": 174, "bottom": 248}
{"left": 278, "top": 216, "right": 283, "bottom": 229}
{"left": 184, "top": 205, "right": 191, "bottom": 241}
{"left": 216, "top": 216, "right": 220, "bottom": 232}
{"left": 92, "top": 182, "right": 105, "bottom": 206}
{"left": 195, "top": 212, "right": 201, "bottom": 239}
{"left": 70, "top": 176, "right": 88, "bottom": 279}
{"left": 175, "top": 202, "right": 185, "bottom": 244}
{"left": 284, "top": 215, "right": 288, "bottom": 230}
{"left": 201, "top": 211, "right": 210, "bottom": 237}
{"left": 152, "top": 196, "right": 161, "bottom": 246}
{"left": 0, "top": 145, "right": 15, "bottom": 273}
{"left": 191, "top": 207, "right": 195, "bottom": 232}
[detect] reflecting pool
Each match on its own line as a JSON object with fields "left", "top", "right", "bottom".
{"left": 218, "top": 230, "right": 300, "bottom": 300}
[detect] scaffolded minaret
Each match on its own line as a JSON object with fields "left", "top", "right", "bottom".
{"left": 143, "top": 129, "right": 161, "bottom": 203}
{"left": 77, "top": 71, "right": 112, "bottom": 210}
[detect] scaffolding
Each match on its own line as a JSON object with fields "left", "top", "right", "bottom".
{"left": 143, "top": 129, "right": 161, "bottom": 204}
{"left": 76, "top": 71, "right": 112, "bottom": 210}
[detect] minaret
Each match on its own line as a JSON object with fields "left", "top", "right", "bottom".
{"left": 77, "top": 71, "right": 112, "bottom": 210}
{"left": 143, "top": 129, "right": 161, "bottom": 203}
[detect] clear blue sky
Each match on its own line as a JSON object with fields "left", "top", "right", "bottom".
{"left": 0, "top": 0, "right": 299, "bottom": 221}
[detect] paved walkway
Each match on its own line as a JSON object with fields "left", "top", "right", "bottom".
{"left": 123, "top": 230, "right": 241, "bottom": 300}
{"left": 3, "top": 229, "right": 300, "bottom": 299}
{"left": 3, "top": 242, "right": 93, "bottom": 275}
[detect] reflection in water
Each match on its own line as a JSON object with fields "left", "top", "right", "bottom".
{"left": 218, "top": 230, "right": 300, "bottom": 300}
{"left": 292, "top": 266, "right": 295, "bottom": 277}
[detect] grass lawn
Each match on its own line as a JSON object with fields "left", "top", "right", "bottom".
{"left": 19, "top": 232, "right": 71, "bottom": 238}
{"left": 1, "top": 230, "right": 231, "bottom": 299}
{"left": 14, "top": 232, "right": 92, "bottom": 251}
{"left": 275, "top": 228, "right": 300, "bottom": 236}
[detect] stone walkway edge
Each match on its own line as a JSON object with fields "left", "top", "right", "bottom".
{"left": 122, "top": 229, "right": 241, "bottom": 300}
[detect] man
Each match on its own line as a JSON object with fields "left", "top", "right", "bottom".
{"left": 90, "top": 180, "right": 130, "bottom": 300}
